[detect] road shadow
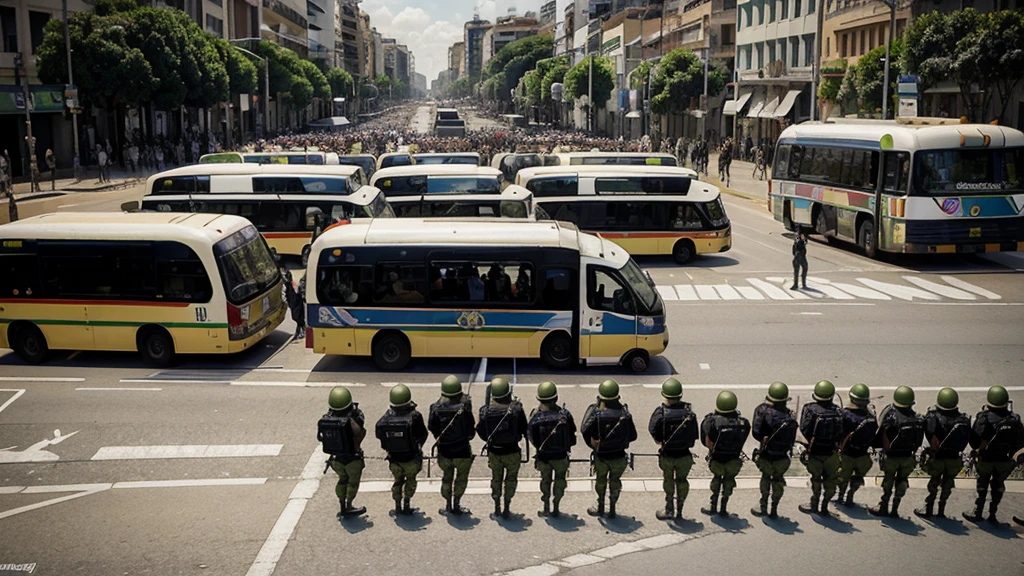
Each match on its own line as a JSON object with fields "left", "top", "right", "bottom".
{"left": 969, "top": 519, "right": 1021, "bottom": 540}
{"left": 312, "top": 355, "right": 476, "bottom": 378}
{"left": 491, "top": 512, "right": 533, "bottom": 532}
{"left": 762, "top": 515, "right": 802, "bottom": 535}
{"left": 922, "top": 516, "right": 969, "bottom": 536}
{"left": 707, "top": 513, "right": 749, "bottom": 533}
{"left": 391, "top": 509, "right": 432, "bottom": 531}
{"left": 668, "top": 518, "right": 705, "bottom": 534}
{"left": 443, "top": 510, "right": 481, "bottom": 530}
{"left": 632, "top": 255, "right": 740, "bottom": 270}
{"left": 810, "top": 513, "right": 857, "bottom": 534}
{"left": 880, "top": 515, "right": 925, "bottom": 536}
{"left": 339, "top": 514, "right": 374, "bottom": 533}
{"left": 543, "top": 513, "right": 586, "bottom": 532}
{"left": 597, "top": 515, "right": 643, "bottom": 534}
{"left": 836, "top": 503, "right": 872, "bottom": 521}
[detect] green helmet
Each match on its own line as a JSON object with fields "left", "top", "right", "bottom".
{"left": 661, "top": 377, "right": 683, "bottom": 399}
{"left": 936, "top": 387, "right": 958, "bottom": 410}
{"left": 441, "top": 375, "right": 463, "bottom": 397}
{"left": 536, "top": 381, "right": 558, "bottom": 402}
{"left": 813, "top": 380, "right": 836, "bottom": 402}
{"left": 716, "top": 390, "right": 738, "bottom": 413}
{"left": 328, "top": 386, "right": 352, "bottom": 411}
{"left": 986, "top": 385, "right": 1009, "bottom": 409}
{"left": 849, "top": 383, "right": 870, "bottom": 406}
{"left": 490, "top": 376, "right": 511, "bottom": 400}
{"left": 893, "top": 385, "right": 915, "bottom": 408}
{"left": 389, "top": 383, "right": 412, "bottom": 407}
{"left": 767, "top": 381, "right": 789, "bottom": 403}
{"left": 598, "top": 379, "right": 620, "bottom": 401}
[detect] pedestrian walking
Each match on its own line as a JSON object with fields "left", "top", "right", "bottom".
{"left": 45, "top": 149, "right": 56, "bottom": 191}
{"left": 914, "top": 388, "right": 971, "bottom": 520}
{"left": 96, "top": 145, "right": 107, "bottom": 183}
{"left": 869, "top": 386, "right": 925, "bottom": 518}
{"left": 700, "top": 391, "right": 750, "bottom": 517}
{"left": 798, "top": 380, "right": 842, "bottom": 517}
{"left": 835, "top": 383, "right": 878, "bottom": 507}
{"left": 376, "top": 384, "right": 429, "bottom": 516}
{"left": 283, "top": 270, "right": 305, "bottom": 340}
{"left": 791, "top": 229, "right": 808, "bottom": 290}
{"left": 582, "top": 379, "right": 637, "bottom": 519}
{"left": 751, "top": 381, "right": 797, "bottom": 519}
{"left": 649, "top": 377, "right": 699, "bottom": 521}
{"left": 477, "top": 376, "right": 527, "bottom": 519}
{"left": 718, "top": 142, "right": 732, "bottom": 188}
{"left": 318, "top": 386, "right": 367, "bottom": 518}
{"left": 752, "top": 146, "right": 766, "bottom": 180}
{"left": 963, "top": 386, "right": 1024, "bottom": 524}
{"left": 429, "top": 375, "right": 476, "bottom": 516}
{"left": 528, "top": 381, "right": 576, "bottom": 518}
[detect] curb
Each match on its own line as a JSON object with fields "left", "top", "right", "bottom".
{"left": 703, "top": 173, "right": 765, "bottom": 203}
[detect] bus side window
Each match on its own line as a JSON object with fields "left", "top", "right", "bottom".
{"left": 588, "top": 268, "right": 633, "bottom": 315}
{"left": 152, "top": 176, "right": 195, "bottom": 195}
{"left": 883, "top": 152, "right": 909, "bottom": 195}
{"left": 155, "top": 242, "right": 212, "bottom": 303}
{"left": 540, "top": 268, "right": 572, "bottom": 310}
{"left": 195, "top": 176, "right": 211, "bottom": 193}
{"left": 318, "top": 265, "right": 369, "bottom": 305}
{"left": 671, "top": 204, "right": 704, "bottom": 230}
{"left": 374, "top": 263, "right": 426, "bottom": 305}
{"left": 773, "top": 145, "right": 791, "bottom": 180}
{"left": 0, "top": 252, "right": 40, "bottom": 298}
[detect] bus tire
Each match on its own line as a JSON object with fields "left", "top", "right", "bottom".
{"left": 814, "top": 205, "right": 829, "bottom": 236}
{"left": 138, "top": 327, "right": 175, "bottom": 367}
{"left": 372, "top": 331, "right": 410, "bottom": 371}
{"left": 301, "top": 246, "right": 311, "bottom": 267}
{"left": 858, "top": 218, "right": 877, "bottom": 259}
{"left": 672, "top": 240, "right": 695, "bottom": 265}
{"left": 623, "top": 350, "right": 650, "bottom": 373}
{"left": 10, "top": 322, "right": 48, "bottom": 364}
{"left": 540, "top": 332, "right": 574, "bottom": 370}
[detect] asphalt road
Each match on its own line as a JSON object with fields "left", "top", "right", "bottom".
{"left": 1, "top": 162, "right": 1023, "bottom": 576}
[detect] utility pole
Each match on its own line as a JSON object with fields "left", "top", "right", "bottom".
{"left": 881, "top": 0, "right": 896, "bottom": 120}
{"left": 63, "top": 0, "right": 80, "bottom": 181}
{"left": 810, "top": 0, "right": 824, "bottom": 121}
{"left": 14, "top": 53, "right": 38, "bottom": 193}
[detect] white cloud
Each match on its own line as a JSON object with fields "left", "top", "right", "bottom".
{"left": 363, "top": 4, "right": 463, "bottom": 82}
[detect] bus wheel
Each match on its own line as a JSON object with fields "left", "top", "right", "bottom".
{"left": 858, "top": 219, "right": 877, "bottom": 259}
{"left": 815, "top": 207, "right": 829, "bottom": 236}
{"left": 623, "top": 350, "right": 650, "bottom": 373}
{"left": 138, "top": 327, "right": 175, "bottom": 367}
{"left": 301, "top": 246, "right": 311, "bottom": 267}
{"left": 541, "top": 333, "right": 574, "bottom": 370}
{"left": 672, "top": 240, "right": 695, "bottom": 265}
{"left": 11, "top": 323, "right": 48, "bottom": 364}
{"left": 373, "top": 332, "right": 410, "bottom": 371}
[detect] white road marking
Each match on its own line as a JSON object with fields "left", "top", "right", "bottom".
{"left": 940, "top": 275, "right": 1002, "bottom": 300}
{"left": 246, "top": 448, "right": 324, "bottom": 576}
{"left": 0, "top": 430, "right": 79, "bottom": 463}
{"left": 592, "top": 541, "right": 648, "bottom": 559}
{"left": 829, "top": 282, "right": 892, "bottom": 300}
{"left": 795, "top": 312, "right": 823, "bottom": 315}
{"left": 0, "top": 377, "right": 85, "bottom": 382}
{"left": 903, "top": 276, "right": 976, "bottom": 300}
{"left": 699, "top": 363, "right": 711, "bottom": 370}
{"left": 503, "top": 565, "right": 560, "bottom": 576}
{"left": 656, "top": 285, "right": 677, "bottom": 300}
{"left": 550, "top": 554, "right": 605, "bottom": 568}
{"left": 674, "top": 284, "right": 699, "bottom": 300}
{"left": 0, "top": 388, "right": 26, "bottom": 415}
{"left": 713, "top": 284, "right": 742, "bottom": 300}
{"left": 746, "top": 278, "right": 793, "bottom": 300}
{"left": 91, "top": 444, "right": 283, "bottom": 461}
{"left": 694, "top": 285, "right": 719, "bottom": 300}
{"left": 75, "top": 387, "right": 162, "bottom": 391}
{"left": 735, "top": 286, "right": 764, "bottom": 300}
{"left": 0, "top": 486, "right": 24, "bottom": 494}
{"left": 766, "top": 277, "right": 812, "bottom": 299}
{"left": 474, "top": 357, "right": 489, "bottom": 384}
{"left": 119, "top": 379, "right": 231, "bottom": 384}
{"left": 804, "top": 280, "right": 855, "bottom": 300}
{"left": 0, "top": 485, "right": 110, "bottom": 521}
{"left": 230, "top": 381, "right": 362, "bottom": 387}
{"left": 112, "top": 478, "right": 267, "bottom": 489}
{"left": 857, "top": 278, "right": 940, "bottom": 301}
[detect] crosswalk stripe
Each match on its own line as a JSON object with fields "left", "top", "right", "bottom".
{"left": 829, "top": 281, "right": 892, "bottom": 300}
{"left": 735, "top": 286, "right": 764, "bottom": 300}
{"left": 694, "top": 285, "right": 719, "bottom": 300}
{"left": 857, "top": 278, "right": 940, "bottom": 301}
{"left": 903, "top": 276, "right": 976, "bottom": 300}
{"left": 940, "top": 275, "right": 1002, "bottom": 300}
{"left": 746, "top": 278, "right": 793, "bottom": 300}
{"left": 805, "top": 280, "right": 856, "bottom": 300}
{"left": 656, "top": 285, "right": 677, "bottom": 300}
{"left": 674, "top": 284, "right": 699, "bottom": 300}
{"left": 713, "top": 284, "right": 742, "bottom": 300}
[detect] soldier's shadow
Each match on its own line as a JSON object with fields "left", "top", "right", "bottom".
{"left": 837, "top": 504, "right": 872, "bottom": 521}
{"left": 598, "top": 515, "right": 643, "bottom": 534}
{"left": 444, "top": 512, "right": 482, "bottom": 531}
{"left": 970, "top": 520, "right": 1020, "bottom": 540}
{"left": 392, "top": 509, "right": 433, "bottom": 532}
{"left": 339, "top": 515, "right": 374, "bottom": 533}
{"left": 668, "top": 518, "right": 705, "bottom": 534}
{"left": 810, "top": 513, "right": 857, "bottom": 534}
{"left": 493, "top": 513, "right": 533, "bottom": 532}
{"left": 708, "top": 514, "right": 748, "bottom": 533}
{"left": 880, "top": 515, "right": 924, "bottom": 537}
{"left": 924, "top": 517, "right": 969, "bottom": 536}
{"left": 544, "top": 514, "right": 586, "bottom": 532}
{"left": 762, "top": 515, "right": 802, "bottom": 535}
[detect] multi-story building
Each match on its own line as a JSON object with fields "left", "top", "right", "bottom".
{"left": 412, "top": 72, "right": 427, "bottom": 98}
{"left": 448, "top": 41, "right": 465, "bottom": 79}
{"left": 306, "top": 0, "right": 333, "bottom": 64}
{"left": 395, "top": 44, "right": 410, "bottom": 88}
{"left": 464, "top": 16, "right": 491, "bottom": 82}
{"left": 382, "top": 37, "right": 396, "bottom": 81}
{"left": 334, "top": 1, "right": 360, "bottom": 76}
{"left": 481, "top": 15, "right": 540, "bottom": 67}
{"left": 262, "top": 0, "right": 309, "bottom": 57}
{"left": 539, "top": 0, "right": 557, "bottom": 26}
{"left": 369, "top": 29, "right": 384, "bottom": 79}
{"left": 555, "top": 2, "right": 575, "bottom": 56}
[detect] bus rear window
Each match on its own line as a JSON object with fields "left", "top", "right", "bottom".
{"left": 427, "top": 177, "right": 501, "bottom": 194}
{"left": 381, "top": 155, "right": 412, "bottom": 169}
{"left": 594, "top": 177, "right": 691, "bottom": 195}
{"left": 214, "top": 226, "right": 280, "bottom": 304}
{"left": 377, "top": 176, "right": 427, "bottom": 196}
{"left": 528, "top": 177, "right": 578, "bottom": 197}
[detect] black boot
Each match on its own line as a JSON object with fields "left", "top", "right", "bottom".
{"left": 675, "top": 497, "right": 685, "bottom": 521}
{"left": 342, "top": 500, "right": 366, "bottom": 516}
{"left": 1013, "top": 515, "right": 1024, "bottom": 526}
{"left": 608, "top": 498, "right": 617, "bottom": 520}
{"left": 587, "top": 497, "right": 605, "bottom": 517}
{"left": 962, "top": 496, "right": 986, "bottom": 523}
{"left": 657, "top": 497, "right": 675, "bottom": 521}
{"left": 502, "top": 500, "right": 512, "bottom": 520}
{"left": 889, "top": 497, "right": 902, "bottom": 518}
{"left": 718, "top": 497, "right": 730, "bottom": 517}
{"left": 492, "top": 499, "right": 502, "bottom": 518}
{"left": 820, "top": 497, "right": 832, "bottom": 518}
{"left": 987, "top": 502, "right": 1000, "bottom": 525}
{"left": 394, "top": 498, "right": 403, "bottom": 516}
{"left": 914, "top": 498, "right": 934, "bottom": 519}
{"left": 701, "top": 494, "right": 718, "bottom": 516}
{"left": 540, "top": 498, "right": 550, "bottom": 517}
{"left": 936, "top": 501, "right": 946, "bottom": 519}
{"left": 451, "top": 497, "right": 469, "bottom": 516}
{"left": 402, "top": 498, "right": 415, "bottom": 515}
{"left": 441, "top": 494, "right": 453, "bottom": 515}
{"left": 769, "top": 501, "right": 779, "bottom": 519}
{"left": 869, "top": 496, "right": 890, "bottom": 517}
{"left": 844, "top": 489, "right": 855, "bottom": 507}
{"left": 751, "top": 497, "right": 768, "bottom": 518}
{"left": 799, "top": 495, "right": 819, "bottom": 515}
{"left": 835, "top": 488, "right": 846, "bottom": 506}
{"left": 552, "top": 498, "right": 561, "bottom": 518}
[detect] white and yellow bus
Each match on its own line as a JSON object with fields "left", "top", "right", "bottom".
{"left": 199, "top": 150, "right": 340, "bottom": 165}
{"left": 369, "top": 165, "right": 529, "bottom": 217}
{"left": 517, "top": 166, "right": 729, "bottom": 264}
{"left": 547, "top": 151, "right": 680, "bottom": 167}
{"left": 0, "top": 213, "right": 285, "bottom": 366}
{"left": 306, "top": 218, "right": 667, "bottom": 372}
{"left": 413, "top": 152, "right": 481, "bottom": 165}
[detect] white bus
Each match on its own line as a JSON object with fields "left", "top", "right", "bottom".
{"left": 200, "top": 150, "right": 340, "bottom": 165}
{"left": 413, "top": 152, "right": 481, "bottom": 165}
{"left": 305, "top": 219, "right": 667, "bottom": 372}
{"left": 547, "top": 151, "right": 680, "bottom": 167}
{"left": 770, "top": 118, "right": 1024, "bottom": 257}
{"left": 370, "top": 165, "right": 535, "bottom": 218}
{"left": 517, "top": 166, "right": 729, "bottom": 263}
{"left": 0, "top": 213, "right": 285, "bottom": 365}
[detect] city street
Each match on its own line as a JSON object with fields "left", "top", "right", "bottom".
{"left": 2, "top": 167, "right": 1022, "bottom": 575}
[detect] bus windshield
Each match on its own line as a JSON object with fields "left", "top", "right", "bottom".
{"left": 914, "top": 148, "right": 1023, "bottom": 195}
{"left": 619, "top": 258, "right": 660, "bottom": 314}
{"left": 415, "top": 156, "right": 478, "bottom": 165}
{"left": 214, "top": 226, "right": 280, "bottom": 304}
{"left": 427, "top": 177, "right": 501, "bottom": 194}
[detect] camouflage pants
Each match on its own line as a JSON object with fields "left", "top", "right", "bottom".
{"left": 880, "top": 456, "right": 917, "bottom": 499}
{"left": 804, "top": 452, "right": 841, "bottom": 502}
{"left": 438, "top": 456, "right": 473, "bottom": 500}
{"left": 594, "top": 456, "right": 628, "bottom": 502}
{"left": 976, "top": 460, "right": 1015, "bottom": 506}
{"left": 659, "top": 454, "right": 694, "bottom": 503}
{"left": 488, "top": 451, "right": 522, "bottom": 503}
{"left": 756, "top": 456, "right": 791, "bottom": 504}
{"left": 389, "top": 457, "right": 422, "bottom": 501}
{"left": 837, "top": 453, "right": 873, "bottom": 495}
{"left": 535, "top": 457, "right": 569, "bottom": 502}
{"left": 923, "top": 457, "right": 962, "bottom": 505}
{"left": 709, "top": 458, "right": 743, "bottom": 498}
{"left": 330, "top": 457, "right": 365, "bottom": 503}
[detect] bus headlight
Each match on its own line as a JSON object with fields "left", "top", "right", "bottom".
{"left": 240, "top": 305, "right": 251, "bottom": 321}
{"left": 639, "top": 316, "right": 654, "bottom": 328}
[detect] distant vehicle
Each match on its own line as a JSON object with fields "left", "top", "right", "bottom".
{"left": 413, "top": 152, "right": 481, "bottom": 165}
{"left": 306, "top": 218, "right": 667, "bottom": 372}
{"left": 771, "top": 118, "right": 1024, "bottom": 258}
{"left": 547, "top": 151, "right": 679, "bottom": 167}
{"left": 200, "top": 151, "right": 340, "bottom": 165}
{"left": 0, "top": 212, "right": 285, "bottom": 366}
{"left": 435, "top": 108, "right": 466, "bottom": 137}
{"left": 491, "top": 152, "right": 555, "bottom": 182}
{"left": 370, "top": 165, "right": 516, "bottom": 217}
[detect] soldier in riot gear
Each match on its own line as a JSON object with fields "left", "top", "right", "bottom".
{"left": 914, "top": 388, "right": 971, "bottom": 519}
{"left": 582, "top": 380, "right": 637, "bottom": 519}
{"left": 835, "top": 383, "right": 878, "bottom": 507}
{"left": 798, "top": 380, "right": 843, "bottom": 517}
{"left": 700, "top": 390, "right": 751, "bottom": 517}
{"left": 376, "top": 384, "right": 429, "bottom": 516}
{"left": 963, "top": 386, "right": 1024, "bottom": 524}
{"left": 318, "top": 386, "right": 367, "bottom": 517}
{"left": 428, "top": 375, "right": 476, "bottom": 515}
{"left": 476, "top": 376, "right": 528, "bottom": 519}
{"left": 869, "top": 386, "right": 925, "bottom": 518}
{"left": 528, "top": 381, "right": 577, "bottom": 517}
{"left": 750, "top": 381, "right": 797, "bottom": 519}
{"left": 648, "top": 377, "right": 699, "bottom": 521}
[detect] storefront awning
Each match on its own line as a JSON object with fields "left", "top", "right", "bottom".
{"left": 773, "top": 89, "right": 802, "bottom": 118}
{"left": 723, "top": 91, "right": 753, "bottom": 116}
{"left": 758, "top": 96, "right": 780, "bottom": 118}
{"left": 746, "top": 98, "right": 765, "bottom": 118}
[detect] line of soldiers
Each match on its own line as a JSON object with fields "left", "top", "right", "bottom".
{"left": 315, "top": 376, "right": 1024, "bottom": 526}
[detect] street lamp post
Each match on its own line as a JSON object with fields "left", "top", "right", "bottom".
{"left": 880, "top": 0, "right": 897, "bottom": 120}
{"left": 62, "top": 0, "right": 80, "bottom": 181}
{"left": 14, "top": 53, "right": 38, "bottom": 193}
{"left": 229, "top": 39, "right": 270, "bottom": 139}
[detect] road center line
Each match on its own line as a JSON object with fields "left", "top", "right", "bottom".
{"left": 0, "top": 377, "right": 85, "bottom": 382}
{"left": 91, "top": 444, "right": 284, "bottom": 460}
{"left": 75, "top": 387, "right": 162, "bottom": 391}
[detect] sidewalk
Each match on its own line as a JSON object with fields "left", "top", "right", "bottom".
{"left": 699, "top": 152, "right": 770, "bottom": 203}
{"left": 9, "top": 168, "right": 148, "bottom": 196}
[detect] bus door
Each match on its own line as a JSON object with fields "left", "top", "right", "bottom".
{"left": 580, "top": 265, "right": 637, "bottom": 361}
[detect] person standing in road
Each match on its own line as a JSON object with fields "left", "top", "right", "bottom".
{"left": 914, "top": 388, "right": 971, "bottom": 520}
{"left": 700, "top": 391, "right": 751, "bottom": 517}
{"left": 429, "top": 375, "right": 476, "bottom": 516}
{"left": 869, "top": 386, "right": 925, "bottom": 518}
{"left": 45, "top": 149, "right": 56, "bottom": 191}
{"left": 835, "top": 383, "right": 878, "bottom": 508}
{"left": 718, "top": 141, "right": 732, "bottom": 188}
{"left": 476, "top": 376, "right": 528, "bottom": 519}
{"left": 376, "top": 384, "right": 429, "bottom": 516}
{"left": 963, "top": 386, "right": 1024, "bottom": 524}
{"left": 648, "top": 377, "right": 699, "bottom": 522}
{"left": 798, "top": 380, "right": 843, "bottom": 517}
{"left": 750, "top": 381, "right": 797, "bottom": 519}
{"left": 528, "top": 381, "right": 576, "bottom": 518}
{"left": 582, "top": 380, "right": 637, "bottom": 519}
{"left": 96, "top": 144, "right": 107, "bottom": 183}
{"left": 282, "top": 270, "right": 305, "bottom": 340}
{"left": 317, "top": 386, "right": 367, "bottom": 518}
{"left": 791, "top": 229, "right": 808, "bottom": 290}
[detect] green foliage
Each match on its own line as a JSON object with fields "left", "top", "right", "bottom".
{"left": 852, "top": 41, "right": 902, "bottom": 115}
{"left": 648, "top": 48, "right": 726, "bottom": 115}
{"left": 215, "top": 39, "right": 258, "bottom": 96}
{"left": 541, "top": 60, "right": 569, "bottom": 105}
{"left": 958, "top": 9, "right": 1024, "bottom": 123}
{"left": 298, "top": 59, "right": 331, "bottom": 101}
{"left": 326, "top": 68, "right": 353, "bottom": 99}
{"left": 564, "top": 56, "right": 615, "bottom": 109}
{"left": 288, "top": 76, "right": 314, "bottom": 110}
{"left": 481, "top": 35, "right": 554, "bottom": 103}
{"left": 629, "top": 61, "right": 653, "bottom": 90}
{"left": 447, "top": 76, "right": 472, "bottom": 99}
{"left": 837, "top": 65, "right": 858, "bottom": 113}
{"left": 817, "top": 59, "right": 846, "bottom": 103}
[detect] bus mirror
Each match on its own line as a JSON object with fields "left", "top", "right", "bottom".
{"left": 121, "top": 201, "right": 139, "bottom": 212}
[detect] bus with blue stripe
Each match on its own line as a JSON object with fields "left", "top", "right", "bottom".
{"left": 305, "top": 218, "right": 667, "bottom": 372}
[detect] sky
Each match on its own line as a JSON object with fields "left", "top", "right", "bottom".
{"left": 359, "top": 0, "right": 566, "bottom": 85}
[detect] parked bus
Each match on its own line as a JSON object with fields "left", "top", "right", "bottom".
{"left": 336, "top": 154, "right": 377, "bottom": 179}
{"left": 413, "top": 152, "right": 481, "bottom": 165}
{"left": 0, "top": 212, "right": 285, "bottom": 366}
{"left": 200, "top": 150, "right": 340, "bottom": 165}
{"left": 770, "top": 118, "right": 1024, "bottom": 257}
{"left": 306, "top": 219, "right": 667, "bottom": 372}
{"left": 370, "top": 165, "right": 527, "bottom": 217}
{"left": 517, "top": 166, "right": 727, "bottom": 263}
{"left": 547, "top": 151, "right": 680, "bottom": 167}
{"left": 376, "top": 151, "right": 416, "bottom": 171}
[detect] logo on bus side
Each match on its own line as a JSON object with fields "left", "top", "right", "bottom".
{"left": 456, "top": 311, "right": 485, "bottom": 330}
{"left": 195, "top": 307, "right": 208, "bottom": 322}
{"left": 939, "top": 198, "right": 961, "bottom": 216}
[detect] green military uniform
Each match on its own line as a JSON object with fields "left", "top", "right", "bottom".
{"left": 914, "top": 388, "right": 970, "bottom": 520}
{"left": 428, "top": 375, "right": 477, "bottom": 515}
{"left": 528, "top": 381, "right": 577, "bottom": 517}
{"left": 376, "top": 384, "right": 430, "bottom": 515}
{"left": 963, "top": 386, "right": 1024, "bottom": 524}
{"left": 798, "top": 380, "right": 843, "bottom": 517}
{"left": 477, "top": 377, "right": 528, "bottom": 518}
{"left": 750, "top": 382, "right": 798, "bottom": 518}
{"left": 700, "top": 391, "right": 751, "bottom": 516}
{"left": 582, "top": 380, "right": 638, "bottom": 519}
{"left": 869, "top": 386, "right": 925, "bottom": 518}
{"left": 317, "top": 386, "right": 367, "bottom": 517}
{"left": 835, "top": 383, "right": 878, "bottom": 508}
{"left": 648, "top": 378, "right": 699, "bottom": 521}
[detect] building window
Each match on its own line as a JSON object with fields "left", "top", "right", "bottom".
{"left": 205, "top": 14, "right": 223, "bottom": 36}
{"left": 804, "top": 34, "right": 814, "bottom": 66}
{"left": 794, "top": 0, "right": 802, "bottom": 17}
{"left": 210, "top": 0, "right": 223, "bottom": 6}
{"left": 808, "top": 0, "right": 814, "bottom": 13}
{"left": 791, "top": 36, "right": 799, "bottom": 68}
{"left": 768, "top": 0, "right": 776, "bottom": 22}
{"left": 841, "top": 33, "right": 847, "bottom": 58}
{"left": 825, "top": 37, "right": 830, "bottom": 57}
{"left": 756, "top": 43, "right": 763, "bottom": 69}
{"left": 758, "top": 2, "right": 765, "bottom": 25}
{"left": 779, "top": 38, "right": 788, "bottom": 63}
{"left": 29, "top": 11, "right": 49, "bottom": 54}
{"left": 781, "top": 0, "right": 788, "bottom": 19}
{"left": 0, "top": 6, "right": 17, "bottom": 53}
{"left": 768, "top": 42, "right": 776, "bottom": 63}
{"left": 859, "top": 30, "right": 866, "bottom": 55}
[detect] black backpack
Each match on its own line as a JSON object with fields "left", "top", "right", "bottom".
{"left": 482, "top": 402, "right": 521, "bottom": 447}
{"left": 433, "top": 401, "right": 471, "bottom": 449}
{"left": 889, "top": 412, "right": 926, "bottom": 452}
{"left": 379, "top": 410, "right": 416, "bottom": 454}
{"left": 934, "top": 411, "right": 971, "bottom": 454}
{"left": 986, "top": 413, "right": 1024, "bottom": 458}
{"left": 318, "top": 413, "right": 354, "bottom": 457}
{"left": 661, "top": 404, "right": 697, "bottom": 452}
{"left": 530, "top": 408, "right": 572, "bottom": 456}
{"left": 596, "top": 406, "right": 632, "bottom": 453}
{"left": 841, "top": 410, "right": 878, "bottom": 452}
{"left": 809, "top": 409, "right": 843, "bottom": 451}
{"left": 713, "top": 415, "right": 749, "bottom": 458}
{"left": 762, "top": 409, "right": 798, "bottom": 455}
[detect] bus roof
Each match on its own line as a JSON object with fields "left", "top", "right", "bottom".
{"left": 778, "top": 119, "right": 1024, "bottom": 151}
{"left": 371, "top": 165, "right": 502, "bottom": 180}
{"left": 149, "top": 163, "right": 362, "bottom": 179}
{"left": 413, "top": 152, "right": 480, "bottom": 158}
{"left": 517, "top": 165, "right": 698, "bottom": 179}
{"left": 0, "top": 212, "right": 250, "bottom": 243}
